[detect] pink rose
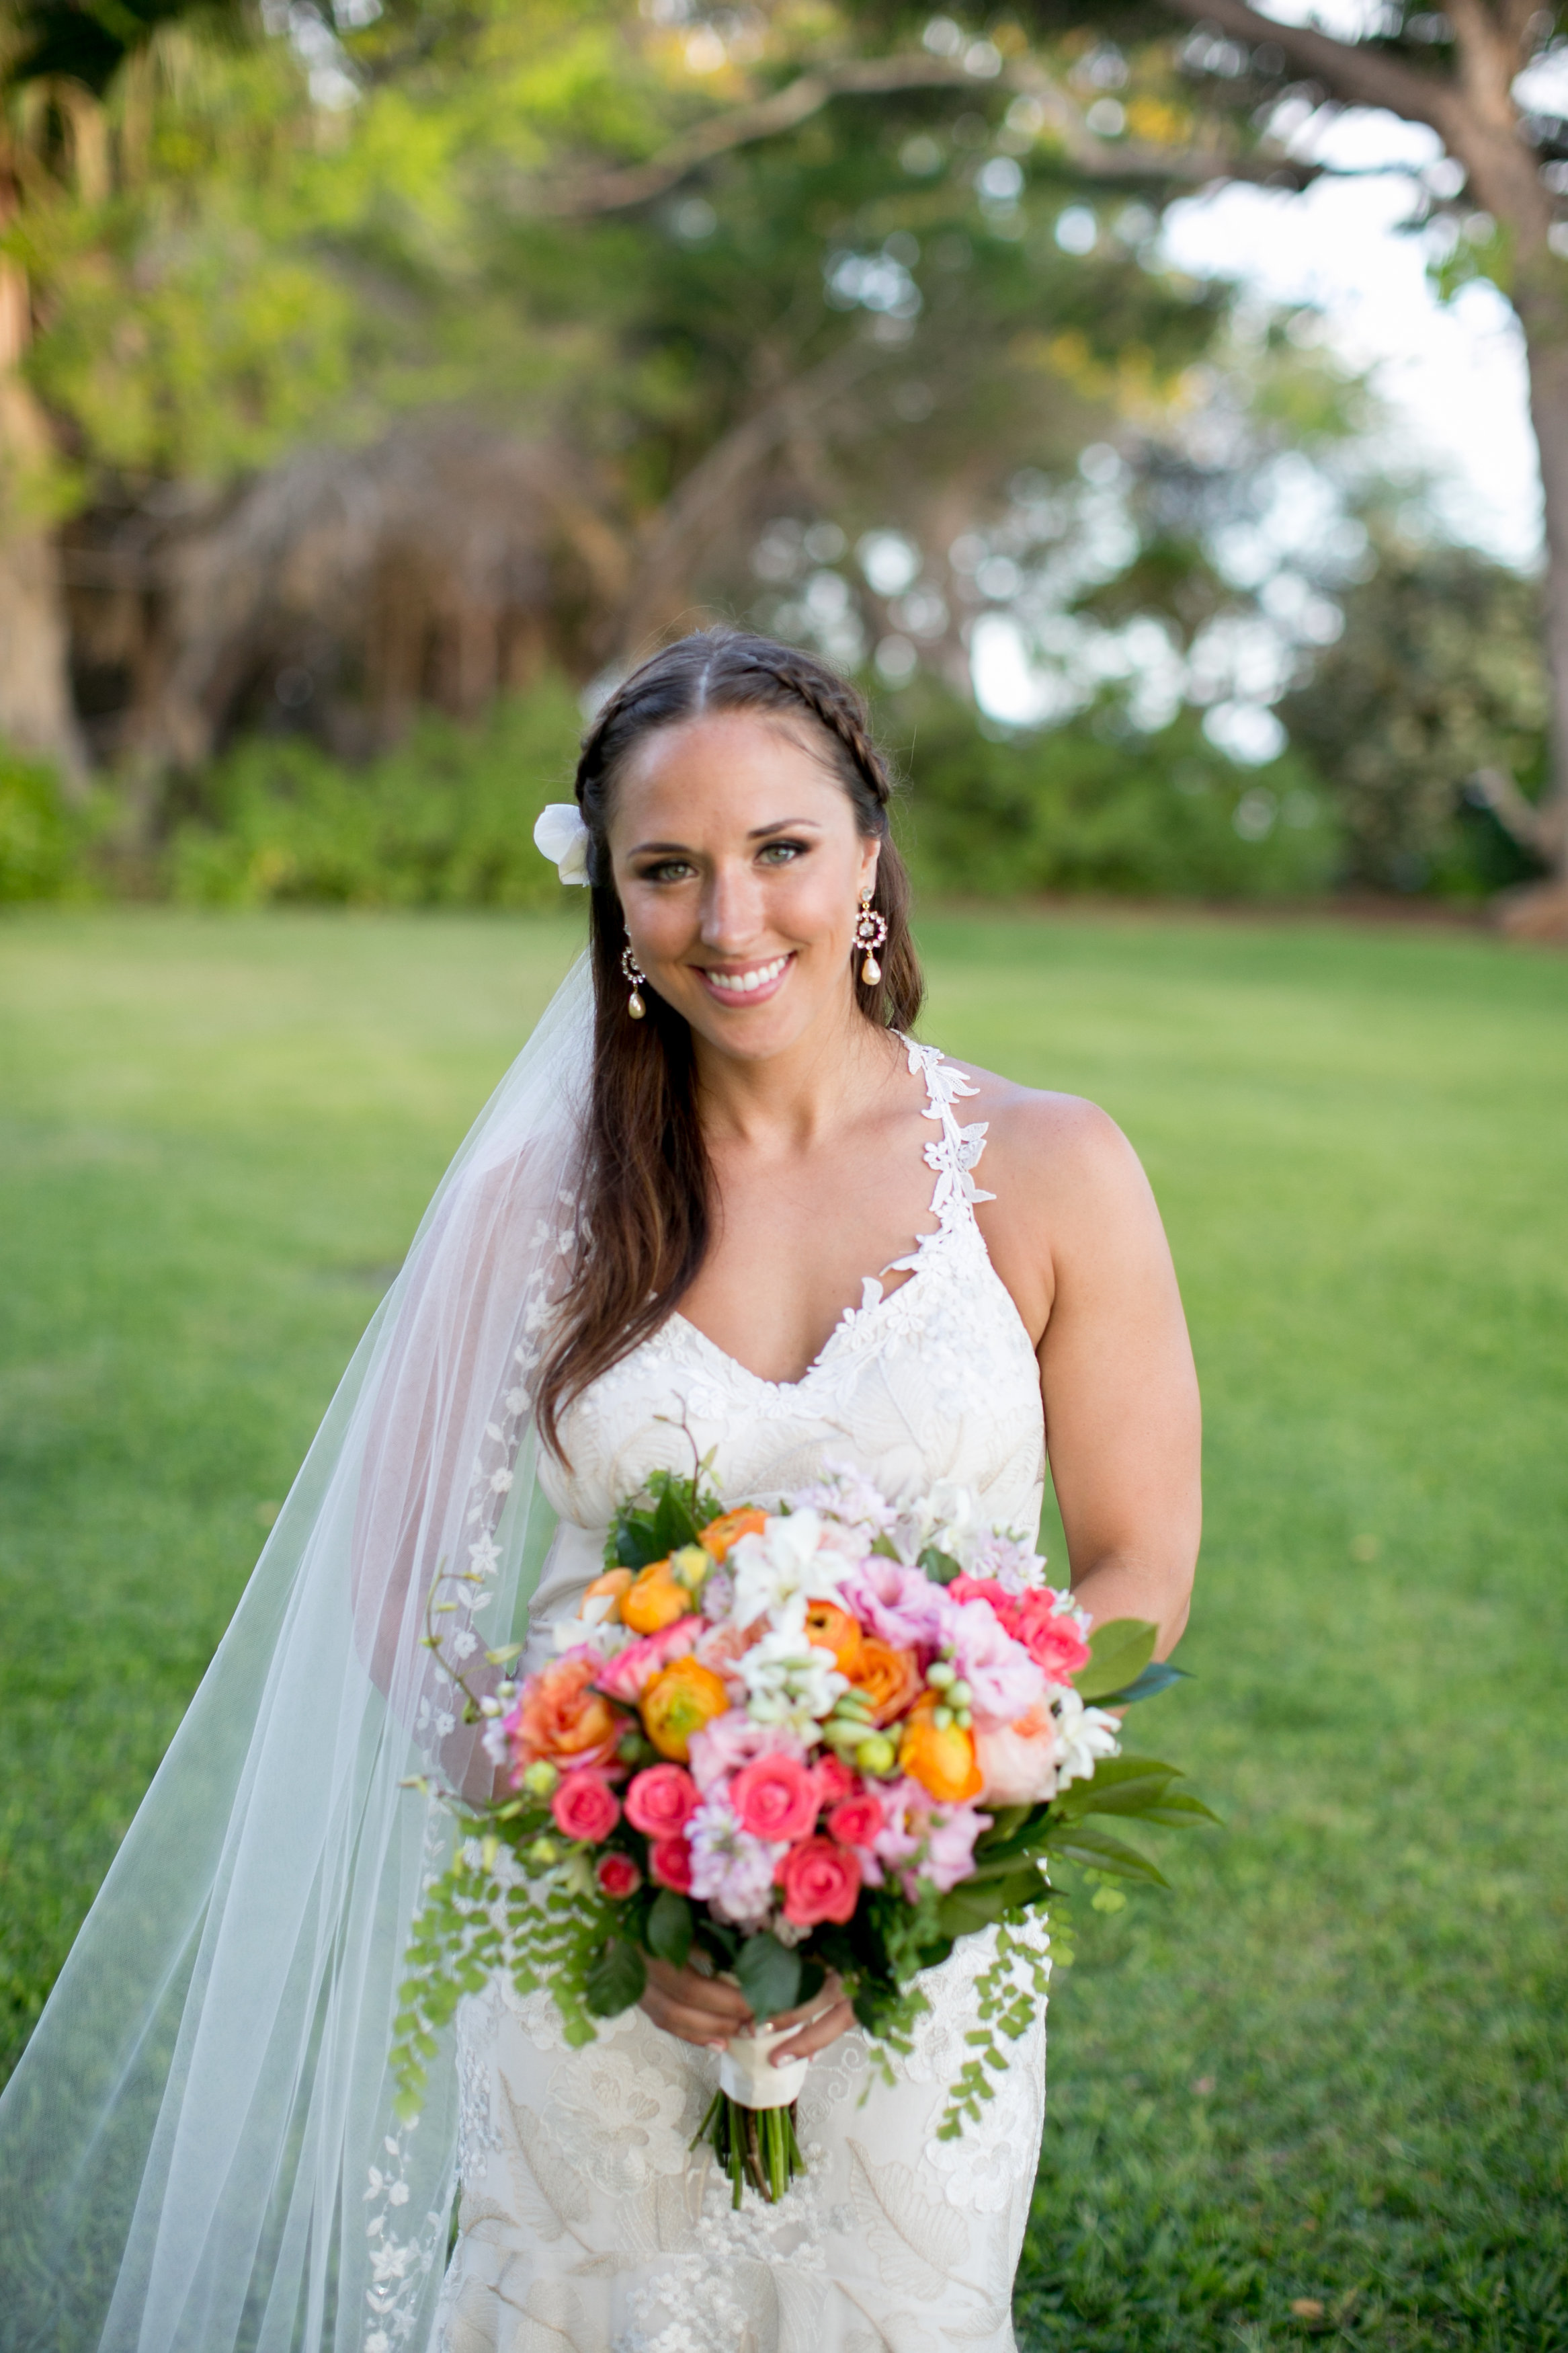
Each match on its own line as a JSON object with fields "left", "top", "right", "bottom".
{"left": 1015, "top": 1591, "right": 1091, "bottom": 1681}
{"left": 813, "top": 1753, "right": 856, "bottom": 1810}
{"left": 624, "top": 1763, "right": 700, "bottom": 1838}
{"left": 827, "top": 1793, "right": 884, "bottom": 1849}
{"left": 778, "top": 1836, "right": 862, "bottom": 1926}
{"left": 649, "top": 1835, "right": 694, "bottom": 1893}
{"left": 595, "top": 1620, "right": 702, "bottom": 1704}
{"left": 595, "top": 1851, "right": 642, "bottom": 1900}
{"left": 729, "top": 1753, "right": 819, "bottom": 1843}
{"left": 687, "top": 1710, "right": 805, "bottom": 1795}
{"left": 974, "top": 1701, "right": 1063, "bottom": 1805}
{"left": 550, "top": 1768, "right": 621, "bottom": 1843}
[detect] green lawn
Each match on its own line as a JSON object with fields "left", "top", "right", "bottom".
{"left": 2, "top": 908, "right": 1565, "bottom": 2351}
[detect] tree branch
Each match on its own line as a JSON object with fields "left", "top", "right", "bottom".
{"left": 1155, "top": 0, "right": 1463, "bottom": 139}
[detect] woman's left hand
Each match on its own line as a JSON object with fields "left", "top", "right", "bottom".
{"left": 764, "top": 1970, "right": 855, "bottom": 2065}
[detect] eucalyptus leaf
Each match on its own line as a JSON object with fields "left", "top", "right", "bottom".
{"left": 734, "top": 1932, "right": 801, "bottom": 2024}
{"left": 1075, "top": 1618, "right": 1159, "bottom": 1702}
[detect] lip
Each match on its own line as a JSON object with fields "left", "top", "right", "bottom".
{"left": 693, "top": 952, "right": 796, "bottom": 1009}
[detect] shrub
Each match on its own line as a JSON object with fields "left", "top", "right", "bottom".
{"left": 886, "top": 689, "right": 1339, "bottom": 901}
{"left": 0, "top": 748, "right": 83, "bottom": 904}
{"left": 167, "top": 680, "right": 585, "bottom": 909}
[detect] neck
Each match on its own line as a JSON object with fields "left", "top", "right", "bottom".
{"left": 690, "top": 989, "right": 901, "bottom": 1150}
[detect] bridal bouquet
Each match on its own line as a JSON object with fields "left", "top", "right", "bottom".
{"left": 393, "top": 1460, "right": 1208, "bottom": 2204}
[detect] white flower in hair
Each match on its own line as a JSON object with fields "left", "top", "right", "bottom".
{"left": 532, "top": 802, "right": 591, "bottom": 885}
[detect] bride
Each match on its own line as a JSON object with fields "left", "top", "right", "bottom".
{"left": 0, "top": 631, "right": 1198, "bottom": 2353}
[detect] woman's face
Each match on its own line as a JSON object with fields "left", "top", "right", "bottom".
{"left": 606, "top": 709, "right": 879, "bottom": 1065}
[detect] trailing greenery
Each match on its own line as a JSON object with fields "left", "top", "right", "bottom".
{"left": 2, "top": 909, "right": 1563, "bottom": 2346}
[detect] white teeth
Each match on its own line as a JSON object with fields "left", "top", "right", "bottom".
{"left": 707, "top": 956, "right": 787, "bottom": 996}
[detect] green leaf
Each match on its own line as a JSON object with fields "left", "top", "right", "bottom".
{"left": 1139, "top": 1792, "right": 1223, "bottom": 1827}
{"left": 1096, "top": 1658, "right": 1191, "bottom": 1705}
{"left": 938, "top": 1871, "right": 1045, "bottom": 1937}
{"left": 1044, "top": 1826, "right": 1170, "bottom": 1886}
{"left": 918, "top": 1545, "right": 964, "bottom": 1587}
{"left": 645, "top": 1888, "right": 694, "bottom": 1968}
{"left": 584, "top": 1936, "right": 647, "bottom": 2016}
{"left": 733, "top": 1931, "right": 801, "bottom": 2024}
{"left": 1075, "top": 1619, "right": 1159, "bottom": 1702}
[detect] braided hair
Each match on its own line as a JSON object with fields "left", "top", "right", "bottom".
{"left": 534, "top": 629, "right": 925, "bottom": 1457}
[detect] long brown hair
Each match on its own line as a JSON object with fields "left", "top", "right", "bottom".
{"left": 535, "top": 629, "right": 924, "bottom": 1458}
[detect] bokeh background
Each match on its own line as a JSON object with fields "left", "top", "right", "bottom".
{"left": 2, "top": 5, "right": 1567, "bottom": 2348}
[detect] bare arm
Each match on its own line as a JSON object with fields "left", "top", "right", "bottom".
{"left": 975, "top": 1090, "right": 1202, "bottom": 1656}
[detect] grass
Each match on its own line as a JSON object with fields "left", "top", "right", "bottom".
{"left": 2, "top": 907, "right": 1566, "bottom": 2350}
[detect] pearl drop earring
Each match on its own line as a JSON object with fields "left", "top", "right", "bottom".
{"left": 854, "top": 886, "right": 888, "bottom": 986}
{"left": 620, "top": 941, "right": 647, "bottom": 1020}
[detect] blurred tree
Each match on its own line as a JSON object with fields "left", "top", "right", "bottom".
{"left": 1278, "top": 530, "right": 1549, "bottom": 891}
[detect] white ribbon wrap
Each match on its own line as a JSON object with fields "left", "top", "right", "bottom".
{"left": 718, "top": 2024, "right": 811, "bottom": 2110}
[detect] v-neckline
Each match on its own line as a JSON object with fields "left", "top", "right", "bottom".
{"left": 667, "top": 1259, "right": 921, "bottom": 1394}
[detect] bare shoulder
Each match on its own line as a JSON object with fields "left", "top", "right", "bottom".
{"left": 944, "top": 1059, "right": 1148, "bottom": 1211}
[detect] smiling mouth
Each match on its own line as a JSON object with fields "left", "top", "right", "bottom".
{"left": 697, "top": 953, "right": 794, "bottom": 1002}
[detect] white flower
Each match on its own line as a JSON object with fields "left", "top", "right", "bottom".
{"left": 489, "top": 1467, "right": 513, "bottom": 1495}
{"left": 729, "top": 1510, "right": 848, "bottom": 1630}
{"left": 737, "top": 1625, "right": 845, "bottom": 1733}
{"left": 1052, "top": 1685, "right": 1121, "bottom": 1789}
{"left": 449, "top": 1629, "right": 479, "bottom": 1661}
{"left": 468, "top": 1536, "right": 501, "bottom": 1573}
{"left": 532, "top": 802, "right": 591, "bottom": 885}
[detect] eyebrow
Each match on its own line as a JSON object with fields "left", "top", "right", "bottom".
{"left": 627, "top": 819, "right": 823, "bottom": 857}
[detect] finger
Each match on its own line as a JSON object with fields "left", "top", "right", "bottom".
{"left": 642, "top": 1962, "right": 753, "bottom": 2024}
{"left": 768, "top": 1999, "right": 856, "bottom": 2063}
{"left": 770, "top": 1973, "right": 844, "bottom": 2032}
{"left": 639, "top": 1995, "right": 740, "bottom": 2050}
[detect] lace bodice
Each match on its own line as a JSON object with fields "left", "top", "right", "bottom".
{"left": 529, "top": 1039, "right": 1047, "bottom": 1641}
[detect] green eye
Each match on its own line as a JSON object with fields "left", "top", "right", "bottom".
{"left": 759, "top": 840, "right": 806, "bottom": 864}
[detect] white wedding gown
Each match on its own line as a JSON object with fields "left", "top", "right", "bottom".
{"left": 431, "top": 1044, "right": 1051, "bottom": 2353}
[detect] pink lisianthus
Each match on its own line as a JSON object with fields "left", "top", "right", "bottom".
{"left": 687, "top": 1710, "right": 806, "bottom": 1796}
{"left": 595, "top": 1620, "right": 702, "bottom": 1705}
{"left": 839, "top": 1558, "right": 953, "bottom": 1654}
{"left": 866, "top": 1776, "right": 927, "bottom": 1887}
{"left": 813, "top": 1753, "right": 856, "bottom": 1810}
{"left": 692, "top": 1617, "right": 763, "bottom": 1691}
{"left": 595, "top": 1851, "right": 642, "bottom": 1900}
{"left": 866, "top": 1777, "right": 987, "bottom": 1895}
{"left": 624, "top": 1763, "right": 700, "bottom": 1838}
{"left": 946, "top": 1597, "right": 1047, "bottom": 1728}
{"left": 974, "top": 1700, "right": 1063, "bottom": 1804}
{"left": 922, "top": 1802, "right": 988, "bottom": 1892}
{"left": 827, "top": 1792, "right": 884, "bottom": 1849}
{"left": 649, "top": 1835, "right": 694, "bottom": 1893}
{"left": 550, "top": 1768, "right": 621, "bottom": 1844}
{"left": 729, "top": 1753, "right": 819, "bottom": 1843}
{"left": 778, "top": 1836, "right": 862, "bottom": 1926}
{"left": 687, "top": 1800, "right": 783, "bottom": 1929}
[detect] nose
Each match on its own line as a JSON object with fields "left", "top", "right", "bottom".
{"left": 698, "top": 861, "right": 767, "bottom": 953}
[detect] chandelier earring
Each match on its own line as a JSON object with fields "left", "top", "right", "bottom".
{"left": 854, "top": 885, "right": 888, "bottom": 986}
{"left": 620, "top": 941, "right": 648, "bottom": 1021}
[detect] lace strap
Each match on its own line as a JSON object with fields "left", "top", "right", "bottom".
{"left": 901, "top": 1036, "right": 997, "bottom": 1223}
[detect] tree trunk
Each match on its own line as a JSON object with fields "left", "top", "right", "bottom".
{"left": 0, "top": 266, "right": 87, "bottom": 792}
{"left": 1519, "top": 308, "right": 1568, "bottom": 885}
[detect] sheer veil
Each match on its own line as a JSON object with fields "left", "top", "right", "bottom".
{"left": 0, "top": 952, "right": 595, "bottom": 2353}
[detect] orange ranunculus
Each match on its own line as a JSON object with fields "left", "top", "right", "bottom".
{"left": 512, "top": 1654, "right": 623, "bottom": 1775}
{"left": 804, "top": 1599, "right": 864, "bottom": 1677}
{"left": 640, "top": 1659, "right": 731, "bottom": 1761}
{"left": 621, "top": 1559, "right": 696, "bottom": 1636}
{"left": 849, "top": 1639, "right": 924, "bottom": 1727}
{"left": 578, "top": 1568, "right": 634, "bottom": 1623}
{"left": 899, "top": 1692, "right": 984, "bottom": 1804}
{"left": 698, "top": 1507, "right": 768, "bottom": 1565}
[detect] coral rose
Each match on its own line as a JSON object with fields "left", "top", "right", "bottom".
{"left": 641, "top": 1659, "right": 731, "bottom": 1761}
{"left": 813, "top": 1753, "right": 856, "bottom": 1809}
{"left": 699, "top": 1506, "right": 768, "bottom": 1564}
{"left": 898, "top": 1693, "right": 984, "bottom": 1804}
{"left": 803, "top": 1599, "right": 863, "bottom": 1675}
{"left": 974, "top": 1701, "right": 1063, "bottom": 1805}
{"left": 849, "top": 1640, "right": 925, "bottom": 1727}
{"left": 729, "top": 1753, "right": 819, "bottom": 1843}
{"left": 778, "top": 1837, "right": 862, "bottom": 1927}
{"left": 621, "top": 1559, "right": 696, "bottom": 1636}
{"left": 550, "top": 1768, "right": 620, "bottom": 1843}
{"left": 826, "top": 1792, "right": 884, "bottom": 1849}
{"left": 511, "top": 1654, "right": 624, "bottom": 1779}
{"left": 624, "top": 1763, "right": 700, "bottom": 1837}
{"left": 649, "top": 1835, "right": 694, "bottom": 1893}
{"left": 595, "top": 1851, "right": 642, "bottom": 1900}
{"left": 1015, "top": 1593, "right": 1091, "bottom": 1681}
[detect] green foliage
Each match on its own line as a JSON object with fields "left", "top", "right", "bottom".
{"left": 733, "top": 1931, "right": 802, "bottom": 2026}
{"left": 167, "top": 680, "right": 585, "bottom": 908}
{"left": 1278, "top": 534, "right": 1550, "bottom": 894}
{"left": 0, "top": 746, "right": 83, "bottom": 904}
{"left": 1075, "top": 1616, "right": 1158, "bottom": 1700}
{"left": 886, "top": 687, "right": 1339, "bottom": 900}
